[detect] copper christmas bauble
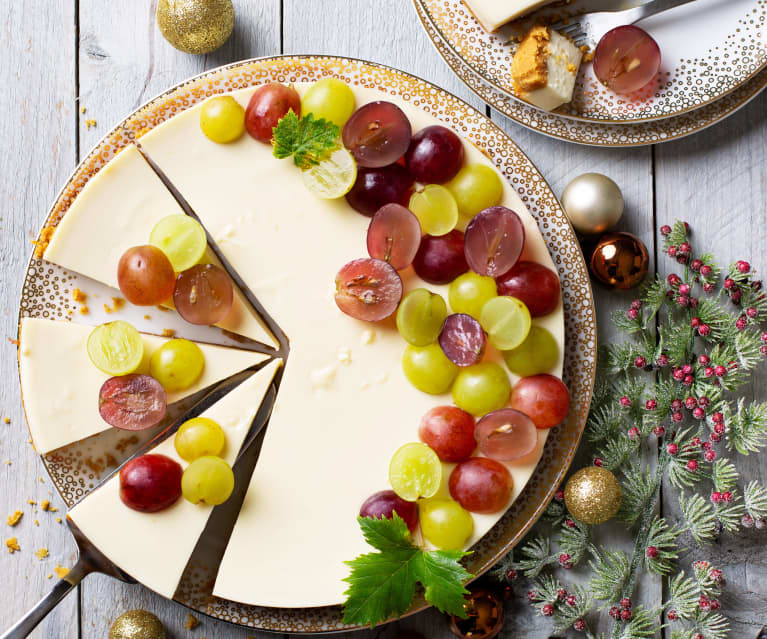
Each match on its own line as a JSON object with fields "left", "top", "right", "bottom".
{"left": 564, "top": 467, "right": 623, "bottom": 525}
{"left": 449, "top": 587, "right": 504, "bottom": 639}
{"left": 156, "top": 0, "right": 234, "bottom": 55}
{"left": 109, "top": 610, "right": 166, "bottom": 639}
{"left": 588, "top": 231, "right": 648, "bottom": 289}
{"left": 561, "top": 173, "right": 624, "bottom": 235}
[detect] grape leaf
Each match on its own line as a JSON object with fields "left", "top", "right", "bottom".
{"left": 271, "top": 111, "right": 340, "bottom": 169}
{"left": 342, "top": 515, "right": 472, "bottom": 627}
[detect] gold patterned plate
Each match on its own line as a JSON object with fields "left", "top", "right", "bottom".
{"left": 416, "top": 0, "right": 767, "bottom": 147}
{"left": 417, "top": 0, "right": 767, "bottom": 124}
{"left": 18, "top": 56, "right": 596, "bottom": 632}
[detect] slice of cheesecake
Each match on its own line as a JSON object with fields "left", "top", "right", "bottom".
{"left": 462, "top": 0, "right": 557, "bottom": 32}
{"left": 511, "top": 26, "right": 583, "bottom": 111}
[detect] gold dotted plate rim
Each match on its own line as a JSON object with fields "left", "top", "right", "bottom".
{"left": 416, "top": 0, "right": 767, "bottom": 124}
{"left": 17, "top": 55, "right": 596, "bottom": 632}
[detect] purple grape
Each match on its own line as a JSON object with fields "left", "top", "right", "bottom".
{"left": 405, "top": 125, "right": 465, "bottom": 184}
{"left": 464, "top": 206, "right": 525, "bottom": 277}
{"left": 367, "top": 204, "right": 422, "bottom": 270}
{"left": 342, "top": 101, "right": 412, "bottom": 168}
{"left": 412, "top": 230, "right": 469, "bottom": 285}
{"left": 438, "top": 313, "right": 487, "bottom": 367}
{"left": 359, "top": 489, "right": 418, "bottom": 532}
{"left": 345, "top": 164, "right": 414, "bottom": 217}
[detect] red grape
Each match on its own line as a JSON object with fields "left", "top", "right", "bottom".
{"left": 119, "top": 454, "right": 182, "bottom": 513}
{"left": 405, "top": 125, "right": 464, "bottom": 184}
{"left": 449, "top": 457, "right": 513, "bottom": 514}
{"left": 99, "top": 374, "right": 167, "bottom": 431}
{"left": 359, "top": 489, "right": 419, "bottom": 533}
{"left": 439, "top": 313, "right": 487, "bottom": 367}
{"left": 593, "top": 26, "right": 661, "bottom": 94}
{"left": 117, "top": 245, "right": 175, "bottom": 306}
{"left": 418, "top": 405, "right": 476, "bottom": 462}
{"left": 334, "top": 258, "right": 403, "bottom": 321}
{"left": 510, "top": 374, "right": 570, "bottom": 429}
{"left": 496, "top": 261, "right": 560, "bottom": 317}
{"left": 245, "top": 82, "right": 301, "bottom": 143}
{"left": 412, "top": 230, "right": 469, "bottom": 285}
{"left": 342, "top": 101, "right": 412, "bottom": 168}
{"left": 173, "top": 263, "right": 234, "bottom": 325}
{"left": 346, "top": 164, "right": 414, "bottom": 217}
{"left": 367, "top": 204, "right": 422, "bottom": 270}
{"left": 464, "top": 207, "right": 525, "bottom": 277}
{"left": 475, "top": 408, "right": 537, "bottom": 461}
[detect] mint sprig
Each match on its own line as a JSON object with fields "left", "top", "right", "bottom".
{"left": 271, "top": 111, "right": 339, "bottom": 169}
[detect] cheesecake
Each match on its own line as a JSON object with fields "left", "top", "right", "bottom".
{"left": 462, "top": 0, "right": 558, "bottom": 32}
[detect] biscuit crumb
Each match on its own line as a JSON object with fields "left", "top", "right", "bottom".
{"left": 34, "top": 520, "right": 39, "bottom": 526}
{"left": 41, "top": 500, "right": 58, "bottom": 512}
{"left": 85, "top": 118, "right": 97, "bottom": 129}
{"left": 5, "top": 538, "right": 20, "bottom": 553}
{"left": 56, "top": 517, "right": 62, "bottom": 524}
{"left": 47, "top": 573, "right": 53, "bottom": 579}
{"left": 54, "top": 564, "right": 69, "bottom": 578}
{"left": 4, "top": 460, "right": 11, "bottom": 466}
{"left": 71, "top": 288, "right": 87, "bottom": 303}
{"left": 112, "top": 297, "right": 125, "bottom": 311}
{"left": 3, "top": 417, "right": 10, "bottom": 424}
{"left": 35, "top": 548, "right": 49, "bottom": 560}
{"left": 7, "top": 511, "right": 23, "bottom": 527}
{"left": 27, "top": 500, "right": 36, "bottom": 506}
{"left": 143, "top": 314, "right": 151, "bottom": 320}
{"left": 161, "top": 328, "right": 176, "bottom": 338}
{"left": 80, "top": 106, "right": 86, "bottom": 114}
{"left": 78, "top": 306, "right": 89, "bottom": 315}
{"left": 184, "top": 613, "right": 200, "bottom": 630}
{"left": 33, "top": 225, "right": 56, "bottom": 259}
{"left": 7, "top": 338, "right": 20, "bottom": 346}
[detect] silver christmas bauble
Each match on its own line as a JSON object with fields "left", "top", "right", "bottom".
{"left": 561, "top": 173, "right": 624, "bottom": 235}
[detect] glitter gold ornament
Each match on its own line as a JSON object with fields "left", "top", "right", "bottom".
{"left": 561, "top": 173, "right": 623, "bottom": 235}
{"left": 449, "top": 587, "right": 504, "bottom": 639}
{"left": 564, "top": 466, "right": 623, "bottom": 525}
{"left": 109, "top": 610, "right": 166, "bottom": 639}
{"left": 156, "top": 0, "right": 234, "bottom": 55}
{"left": 588, "top": 231, "right": 649, "bottom": 290}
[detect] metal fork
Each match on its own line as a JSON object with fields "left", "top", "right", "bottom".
{"left": 554, "top": 0, "right": 698, "bottom": 48}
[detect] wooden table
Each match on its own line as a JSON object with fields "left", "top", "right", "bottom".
{"left": 1, "top": 2, "right": 765, "bottom": 637}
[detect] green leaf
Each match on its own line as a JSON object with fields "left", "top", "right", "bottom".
{"left": 272, "top": 111, "right": 340, "bottom": 169}
{"left": 342, "top": 516, "right": 471, "bottom": 627}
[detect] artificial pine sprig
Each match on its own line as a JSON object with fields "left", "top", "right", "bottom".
{"left": 490, "top": 221, "right": 767, "bottom": 639}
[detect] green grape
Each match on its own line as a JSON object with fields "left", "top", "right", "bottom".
{"left": 479, "top": 296, "right": 531, "bottom": 351}
{"left": 149, "top": 339, "right": 205, "bottom": 392}
{"left": 408, "top": 185, "right": 459, "bottom": 236}
{"left": 446, "top": 164, "right": 503, "bottom": 218}
{"left": 396, "top": 288, "right": 447, "bottom": 346}
{"left": 388, "top": 442, "right": 442, "bottom": 501}
{"left": 402, "top": 343, "right": 458, "bottom": 394}
{"left": 149, "top": 215, "right": 207, "bottom": 273}
{"left": 181, "top": 456, "right": 234, "bottom": 506}
{"left": 419, "top": 498, "right": 474, "bottom": 549}
{"left": 174, "top": 417, "right": 226, "bottom": 462}
{"left": 448, "top": 271, "right": 497, "bottom": 319}
{"left": 302, "top": 147, "right": 357, "bottom": 199}
{"left": 87, "top": 321, "right": 144, "bottom": 376}
{"left": 503, "top": 325, "right": 559, "bottom": 377}
{"left": 301, "top": 78, "right": 356, "bottom": 128}
{"left": 452, "top": 361, "right": 511, "bottom": 416}
{"left": 199, "top": 96, "right": 246, "bottom": 144}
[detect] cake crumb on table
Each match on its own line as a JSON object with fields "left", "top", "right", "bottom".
{"left": 5, "top": 537, "right": 20, "bottom": 553}
{"left": 55, "top": 517, "right": 62, "bottom": 524}
{"left": 71, "top": 288, "right": 87, "bottom": 303}
{"left": 161, "top": 328, "right": 176, "bottom": 338}
{"left": 7, "top": 510, "right": 23, "bottom": 526}
{"left": 3, "top": 417, "right": 10, "bottom": 424}
{"left": 184, "top": 613, "right": 200, "bottom": 629}
{"left": 41, "top": 500, "right": 58, "bottom": 512}
{"left": 27, "top": 500, "right": 36, "bottom": 506}
{"left": 78, "top": 306, "right": 89, "bottom": 315}
{"left": 35, "top": 548, "right": 48, "bottom": 560}
{"left": 54, "top": 564, "right": 69, "bottom": 579}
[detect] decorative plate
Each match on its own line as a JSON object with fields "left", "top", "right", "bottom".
{"left": 18, "top": 55, "right": 596, "bottom": 632}
{"left": 415, "top": 0, "right": 767, "bottom": 147}
{"left": 417, "top": 0, "right": 767, "bottom": 123}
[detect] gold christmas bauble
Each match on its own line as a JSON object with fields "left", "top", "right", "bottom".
{"left": 564, "top": 466, "right": 623, "bottom": 525}
{"left": 157, "top": 0, "right": 234, "bottom": 55}
{"left": 109, "top": 610, "right": 166, "bottom": 639}
{"left": 561, "top": 173, "right": 624, "bottom": 235}
{"left": 588, "top": 231, "right": 649, "bottom": 290}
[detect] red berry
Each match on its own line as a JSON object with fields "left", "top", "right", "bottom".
{"left": 742, "top": 514, "right": 755, "bottom": 528}
{"left": 527, "top": 590, "right": 538, "bottom": 601}
{"left": 761, "top": 344, "right": 767, "bottom": 356}
{"left": 710, "top": 598, "right": 721, "bottom": 611}
{"left": 736, "top": 260, "right": 751, "bottom": 273}
{"left": 679, "top": 242, "right": 691, "bottom": 254}
{"left": 683, "top": 374, "right": 694, "bottom": 386}
{"left": 724, "top": 278, "right": 735, "bottom": 289}
{"left": 631, "top": 299, "right": 642, "bottom": 310}
{"left": 753, "top": 279, "right": 763, "bottom": 290}
{"left": 711, "top": 491, "right": 722, "bottom": 503}
{"left": 646, "top": 399, "right": 657, "bottom": 410}
{"left": 672, "top": 411, "right": 683, "bottom": 422}
{"left": 645, "top": 546, "right": 659, "bottom": 558}
{"left": 627, "top": 308, "right": 639, "bottom": 320}
{"left": 704, "top": 449, "right": 716, "bottom": 462}
{"left": 653, "top": 425, "right": 665, "bottom": 437}
{"left": 657, "top": 354, "right": 670, "bottom": 367}
{"left": 620, "top": 395, "right": 632, "bottom": 407}
{"left": 559, "top": 553, "right": 573, "bottom": 568}
{"left": 628, "top": 427, "right": 640, "bottom": 440}
{"left": 634, "top": 356, "right": 647, "bottom": 368}
{"left": 677, "top": 295, "right": 689, "bottom": 307}
{"left": 620, "top": 609, "right": 632, "bottom": 621}
{"left": 668, "top": 245, "right": 678, "bottom": 257}
{"left": 685, "top": 397, "right": 697, "bottom": 410}
{"left": 747, "top": 306, "right": 758, "bottom": 319}
{"left": 731, "top": 288, "right": 742, "bottom": 304}
{"left": 620, "top": 597, "right": 631, "bottom": 610}
{"left": 703, "top": 366, "right": 715, "bottom": 377}
{"left": 671, "top": 399, "right": 683, "bottom": 410}
{"left": 667, "top": 443, "right": 678, "bottom": 455}
{"left": 687, "top": 459, "right": 699, "bottom": 472}
{"left": 574, "top": 619, "right": 586, "bottom": 631}
{"left": 699, "top": 595, "right": 710, "bottom": 611}
{"left": 698, "top": 354, "right": 710, "bottom": 365}
{"left": 689, "top": 296, "right": 699, "bottom": 308}
{"left": 722, "top": 491, "right": 733, "bottom": 502}
{"left": 736, "top": 316, "right": 748, "bottom": 330}
{"left": 700, "top": 264, "right": 712, "bottom": 276}
{"left": 672, "top": 368, "right": 685, "bottom": 381}
{"left": 714, "top": 365, "right": 727, "bottom": 377}
{"left": 542, "top": 603, "right": 554, "bottom": 617}
{"left": 557, "top": 588, "right": 568, "bottom": 601}
{"left": 594, "top": 457, "right": 604, "bottom": 467}
{"left": 667, "top": 273, "right": 680, "bottom": 287}
{"left": 660, "top": 225, "right": 672, "bottom": 235}
{"left": 678, "top": 283, "right": 691, "bottom": 295}
{"left": 698, "top": 396, "right": 710, "bottom": 407}
{"left": 693, "top": 407, "right": 705, "bottom": 420}
{"left": 710, "top": 432, "right": 722, "bottom": 443}
{"left": 565, "top": 518, "right": 576, "bottom": 528}
{"left": 690, "top": 317, "right": 701, "bottom": 328}
{"left": 702, "top": 440, "right": 712, "bottom": 451}
{"left": 693, "top": 634, "right": 704, "bottom": 639}
{"left": 690, "top": 436, "right": 702, "bottom": 447}
{"left": 710, "top": 568, "right": 724, "bottom": 582}
{"left": 554, "top": 488, "right": 565, "bottom": 501}
{"left": 683, "top": 364, "right": 693, "bottom": 375}
{"left": 667, "top": 609, "right": 679, "bottom": 621}
{"left": 690, "top": 259, "right": 702, "bottom": 272}
{"left": 712, "top": 412, "right": 724, "bottom": 423}
{"left": 505, "top": 569, "right": 518, "bottom": 582}
{"left": 608, "top": 606, "right": 621, "bottom": 620}
{"left": 703, "top": 282, "right": 714, "bottom": 294}
{"left": 566, "top": 595, "right": 577, "bottom": 607}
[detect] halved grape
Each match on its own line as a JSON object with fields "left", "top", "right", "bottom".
{"left": 117, "top": 245, "right": 176, "bottom": 306}
{"left": 593, "top": 26, "right": 661, "bottom": 94}
{"left": 405, "top": 125, "right": 464, "bottom": 184}
{"left": 479, "top": 296, "right": 531, "bottom": 351}
{"left": 475, "top": 408, "right": 537, "bottom": 461}
{"left": 418, "top": 405, "right": 476, "bottom": 462}
{"left": 367, "top": 204, "right": 421, "bottom": 270}
{"left": 302, "top": 147, "right": 357, "bottom": 199}
{"left": 149, "top": 338, "right": 205, "bottom": 392}
{"left": 181, "top": 456, "right": 234, "bottom": 506}
{"left": 419, "top": 498, "right": 473, "bottom": 549}
{"left": 335, "top": 258, "right": 403, "bottom": 322}
{"left": 342, "top": 101, "right": 412, "bottom": 168}
{"left": 409, "top": 185, "right": 459, "bottom": 237}
{"left": 439, "top": 313, "right": 486, "bottom": 367}
{"left": 402, "top": 343, "right": 458, "bottom": 394}
{"left": 447, "top": 164, "right": 503, "bottom": 218}
{"left": 174, "top": 263, "right": 234, "bottom": 325}
{"left": 448, "top": 271, "right": 498, "bottom": 319}
{"left": 510, "top": 374, "right": 570, "bottom": 429}
{"left": 87, "top": 321, "right": 145, "bottom": 376}
{"left": 149, "top": 215, "right": 207, "bottom": 273}
{"left": 396, "top": 288, "right": 447, "bottom": 346}
{"left": 388, "top": 442, "right": 442, "bottom": 502}
{"left": 120, "top": 454, "right": 182, "bottom": 513}
{"left": 359, "top": 489, "right": 419, "bottom": 533}
{"left": 464, "top": 207, "right": 525, "bottom": 278}
{"left": 98, "top": 374, "right": 167, "bottom": 431}
{"left": 200, "top": 96, "right": 246, "bottom": 144}
{"left": 245, "top": 82, "right": 301, "bottom": 143}
{"left": 174, "top": 416, "right": 226, "bottom": 462}
{"left": 413, "top": 230, "right": 469, "bottom": 285}
{"left": 452, "top": 361, "right": 511, "bottom": 416}
{"left": 301, "top": 77, "right": 356, "bottom": 128}
{"left": 503, "top": 326, "right": 559, "bottom": 377}
{"left": 449, "top": 457, "right": 513, "bottom": 514}
{"left": 496, "top": 261, "right": 560, "bottom": 317}
{"left": 345, "top": 164, "right": 414, "bottom": 217}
